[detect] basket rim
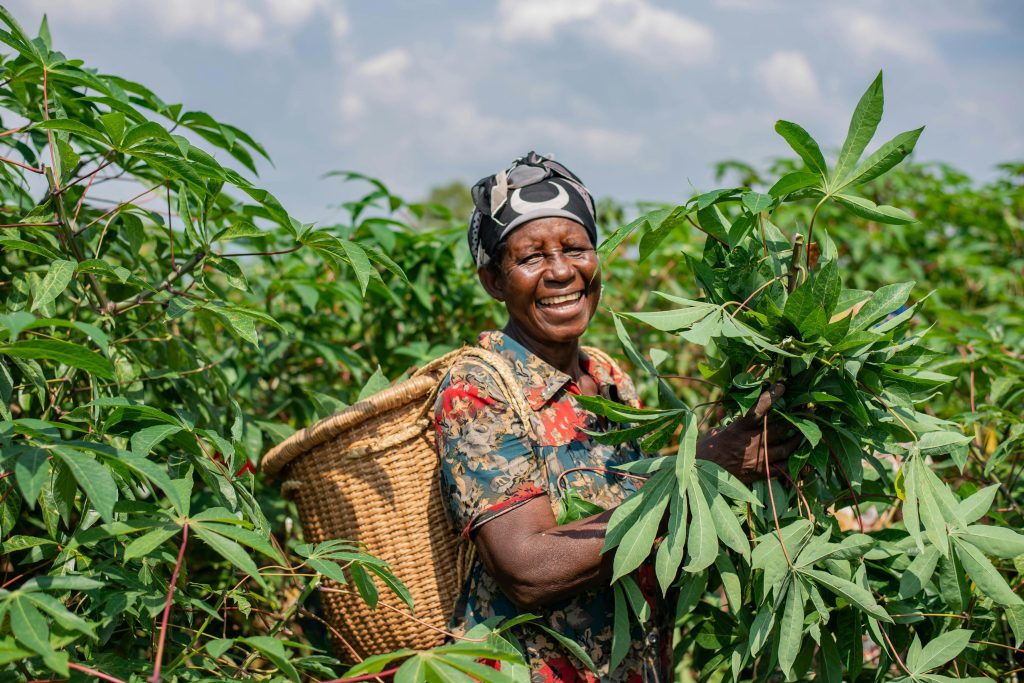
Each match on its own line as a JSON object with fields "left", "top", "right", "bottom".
{"left": 260, "top": 372, "right": 440, "bottom": 476}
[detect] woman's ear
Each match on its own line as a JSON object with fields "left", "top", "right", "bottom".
{"left": 477, "top": 265, "right": 505, "bottom": 302}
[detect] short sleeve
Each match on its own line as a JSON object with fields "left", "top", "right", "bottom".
{"left": 434, "top": 360, "right": 547, "bottom": 537}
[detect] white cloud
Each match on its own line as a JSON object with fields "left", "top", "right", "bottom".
{"left": 755, "top": 51, "right": 821, "bottom": 107}
{"left": 496, "top": 0, "right": 714, "bottom": 67}
{"left": 828, "top": 8, "right": 938, "bottom": 63}
{"left": 22, "top": 0, "right": 349, "bottom": 53}
{"left": 336, "top": 47, "right": 645, "bottom": 164}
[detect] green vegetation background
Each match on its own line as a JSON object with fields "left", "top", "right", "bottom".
{"left": 0, "top": 10, "right": 1021, "bottom": 683}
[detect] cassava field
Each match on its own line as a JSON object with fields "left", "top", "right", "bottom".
{"left": 0, "top": 9, "right": 1022, "bottom": 683}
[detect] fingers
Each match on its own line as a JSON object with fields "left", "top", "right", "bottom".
{"left": 747, "top": 382, "right": 786, "bottom": 421}
{"left": 766, "top": 434, "right": 803, "bottom": 463}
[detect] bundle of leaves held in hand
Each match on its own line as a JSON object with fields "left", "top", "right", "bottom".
{"left": 568, "top": 73, "right": 1024, "bottom": 681}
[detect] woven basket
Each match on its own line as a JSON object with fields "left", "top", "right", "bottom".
{"left": 260, "top": 347, "right": 531, "bottom": 658}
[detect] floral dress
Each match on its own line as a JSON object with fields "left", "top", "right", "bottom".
{"left": 434, "top": 330, "right": 666, "bottom": 682}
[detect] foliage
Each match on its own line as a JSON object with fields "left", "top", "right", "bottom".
{"left": 0, "top": 11, "right": 523, "bottom": 682}
{"left": 582, "top": 73, "right": 1023, "bottom": 681}
{"left": 1, "top": 9, "right": 1021, "bottom": 682}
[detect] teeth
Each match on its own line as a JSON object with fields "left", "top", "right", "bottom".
{"left": 539, "top": 292, "right": 583, "bottom": 305}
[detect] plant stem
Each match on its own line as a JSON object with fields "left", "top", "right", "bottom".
{"left": 68, "top": 662, "right": 128, "bottom": 683}
{"left": 762, "top": 415, "right": 792, "bottom": 566}
{"left": 0, "top": 154, "right": 44, "bottom": 174}
{"left": 322, "top": 667, "right": 401, "bottom": 683}
{"left": 150, "top": 523, "right": 189, "bottom": 683}
{"left": 804, "top": 196, "right": 827, "bottom": 269}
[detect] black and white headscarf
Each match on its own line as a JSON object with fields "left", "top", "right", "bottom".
{"left": 468, "top": 152, "right": 597, "bottom": 266}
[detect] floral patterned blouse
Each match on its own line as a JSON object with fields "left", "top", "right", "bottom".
{"left": 433, "top": 330, "right": 665, "bottom": 682}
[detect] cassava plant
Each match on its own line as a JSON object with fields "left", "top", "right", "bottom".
{"left": 0, "top": 10, "right": 524, "bottom": 682}
{"left": 571, "top": 73, "right": 1024, "bottom": 681}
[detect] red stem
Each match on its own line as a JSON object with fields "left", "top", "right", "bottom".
{"left": 0, "top": 154, "right": 44, "bottom": 174}
{"left": 763, "top": 415, "right": 792, "bottom": 566}
{"left": 321, "top": 666, "right": 400, "bottom": 683}
{"left": 150, "top": 524, "right": 189, "bottom": 683}
{"left": 0, "top": 221, "right": 61, "bottom": 228}
{"left": 59, "top": 157, "right": 115, "bottom": 192}
{"left": 68, "top": 662, "right": 128, "bottom": 683}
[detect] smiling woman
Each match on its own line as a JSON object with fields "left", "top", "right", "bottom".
{"left": 433, "top": 153, "right": 798, "bottom": 682}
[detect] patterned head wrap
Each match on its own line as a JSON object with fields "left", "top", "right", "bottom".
{"left": 468, "top": 151, "right": 597, "bottom": 266}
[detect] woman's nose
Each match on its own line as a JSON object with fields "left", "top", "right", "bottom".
{"left": 545, "top": 252, "right": 575, "bottom": 280}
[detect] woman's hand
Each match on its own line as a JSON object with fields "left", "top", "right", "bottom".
{"left": 697, "top": 383, "right": 802, "bottom": 484}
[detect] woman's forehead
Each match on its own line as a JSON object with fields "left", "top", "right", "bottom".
{"left": 505, "top": 218, "right": 592, "bottom": 249}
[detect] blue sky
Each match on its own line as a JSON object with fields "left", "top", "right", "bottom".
{"left": 9, "top": 0, "right": 1023, "bottom": 225}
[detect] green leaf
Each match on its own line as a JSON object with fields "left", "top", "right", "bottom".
{"left": 51, "top": 448, "right": 118, "bottom": 523}
{"left": 775, "top": 121, "right": 828, "bottom": 178}
{"left": 556, "top": 488, "right": 605, "bottom": 525}
{"left": 118, "top": 455, "right": 186, "bottom": 515}
{"left": 240, "top": 637, "right": 300, "bottom": 683}
{"left": 14, "top": 447, "right": 49, "bottom": 507}
{"left": 834, "top": 194, "right": 915, "bottom": 225}
{"left": 124, "top": 525, "right": 180, "bottom": 561}
{"left": 130, "top": 424, "right": 183, "bottom": 457}
{"left": 1006, "top": 605, "right": 1024, "bottom": 648}
{"left": 850, "top": 281, "right": 914, "bottom": 331}
{"left": 748, "top": 604, "right": 775, "bottom": 655}
{"left": 192, "top": 525, "right": 267, "bottom": 589}
{"left": 9, "top": 598, "right": 60, "bottom": 670}
{"left": 918, "top": 431, "right": 972, "bottom": 456}
{"left": 908, "top": 629, "right": 972, "bottom": 675}
{"left": 621, "top": 305, "right": 715, "bottom": 333}
{"left": 350, "top": 562, "right": 379, "bottom": 609}
{"left": 752, "top": 519, "right": 812, "bottom": 588}
{"left": 778, "top": 579, "right": 806, "bottom": 677}
{"left": 899, "top": 547, "right": 941, "bottom": 599}
{"left": 833, "top": 71, "right": 884, "bottom": 184}
{"left": 532, "top": 626, "right": 598, "bottom": 671}
{"left": 800, "top": 568, "right": 892, "bottom": 622}
{"left": 708, "top": 490, "right": 750, "bottom": 560}
{"left": 684, "top": 476, "right": 717, "bottom": 573}
{"left": 367, "top": 563, "right": 414, "bottom": 613}
{"left": 812, "top": 260, "right": 841, "bottom": 317}
{"left": 30, "top": 259, "right": 75, "bottom": 312}
{"left": 957, "top": 485, "right": 998, "bottom": 524}
{"left": 205, "top": 638, "right": 234, "bottom": 659}
{"left": 610, "top": 583, "right": 630, "bottom": 672}
{"left": 741, "top": 192, "right": 774, "bottom": 214}
{"left": 694, "top": 460, "right": 760, "bottom": 506}
{"left": 656, "top": 490, "right": 687, "bottom": 595}
{"left": 779, "top": 413, "right": 822, "bottom": 448}
{"left": 339, "top": 239, "right": 375, "bottom": 295}
{"left": 675, "top": 570, "right": 708, "bottom": 620}
{"left": 959, "top": 525, "right": 1024, "bottom": 559}
{"left": 619, "top": 574, "right": 651, "bottom": 624}
{"left": 0, "top": 339, "right": 115, "bottom": 379}
{"left": 839, "top": 126, "right": 924, "bottom": 190}
{"left": 357, "top": 366, "right": 390, "bottom": 402}
{"left": 25, "top": 593, "right": 96, "bottom": 639}
{"left": 612, "top": 470, "right": 670, "bottom": 581}
{"left": 768, "top": 171, "right": 821, "bottom": 198}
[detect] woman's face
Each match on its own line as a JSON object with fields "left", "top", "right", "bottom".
{"left": 479, "top": 217, "right": 601, "bottom": 349}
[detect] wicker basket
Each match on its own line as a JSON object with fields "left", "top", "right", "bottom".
{"left": 260, "top": 347, "right": 531, "bottom": 658}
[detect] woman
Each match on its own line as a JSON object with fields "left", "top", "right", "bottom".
{"left": 434, "top": 152, "right": 797, "bottom": 682}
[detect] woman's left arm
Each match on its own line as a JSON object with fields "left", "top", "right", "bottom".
{"left": 472, "top": 496, "right": 615, "bottom": 611}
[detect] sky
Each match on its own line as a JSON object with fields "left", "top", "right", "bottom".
{"left": 7, "top": 0, "right": 1024, "bottom": 225}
